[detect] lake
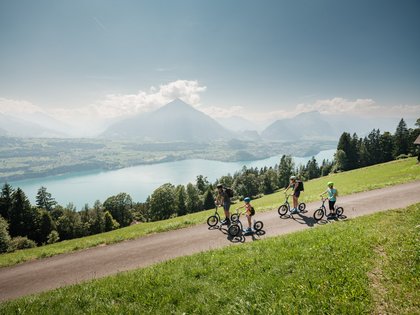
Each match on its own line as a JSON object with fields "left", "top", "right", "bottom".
{"left": 10, "top": 149, "right": 335, "bottom": 209}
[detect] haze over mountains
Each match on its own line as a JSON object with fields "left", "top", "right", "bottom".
{"left": 0, "top": 99, "right": 415, "bottom": 141}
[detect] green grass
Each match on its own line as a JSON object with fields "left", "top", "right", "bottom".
{"left": 1, "top": 157, "right": 419, "bottom": 268}
{"left": 1, "top": 203, "right": 419, "bottom": 314}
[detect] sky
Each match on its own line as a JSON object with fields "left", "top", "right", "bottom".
{"left": 0, "top": 0, "right": 419, "bottom": 134}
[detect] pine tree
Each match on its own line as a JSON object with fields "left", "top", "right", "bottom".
{"left": 0, "top": 183, "right": 14, "bottom": 221}
{"left": 202, "top": 188, "right": 215, "bottom": 210}
{"left": 175, "top": 185, "right": 188, "bottom": 216}
{"left": 9, "top": 188, "right": 33, "bottom": 237}
{"left": 36, "top": 186, "right": 57, "bottom": 212}
{"left": 278, "top": 155, "right": 294, "bottom": 188}
{"left": 393, "top": 118, "right": 409, "bottom": 156}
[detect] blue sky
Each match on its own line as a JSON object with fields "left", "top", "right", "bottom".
{"left": 0, "top": 0, "right": 419, "bottom": 129}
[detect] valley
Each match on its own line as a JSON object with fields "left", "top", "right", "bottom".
{"left": 0, "top": 137, "right": 336, "bottom": 182}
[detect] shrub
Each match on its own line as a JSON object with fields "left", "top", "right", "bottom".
{"left": 396, "top": 154, "right": 409, "bottom": 160}
{"left": 47, "top": 230, "right": 60, "bottom": 244}
{"left": 0, "top": 217, "right": 11, "bottom": 253}
{"left": 9, "top": 236, "right": 37, "bottom": 251}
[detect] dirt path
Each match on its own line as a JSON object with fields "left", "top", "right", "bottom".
{"left": 1, "top": 181, "right": 419, "bottom": 302}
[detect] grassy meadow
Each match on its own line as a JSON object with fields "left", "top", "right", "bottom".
{"left": 1, "top": 203, "right": 419, "bottom": 314}
{"left": 0, "top": 157, "right": 419, "bottom": 268}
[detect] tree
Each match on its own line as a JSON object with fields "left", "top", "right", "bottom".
{"left": 35, "top": 186, "right": 57, "bottom": 212}
{"left": 393, "top": 118, "right": 409, "bottom": 156}
{"left": 56, "top": 207, "right": 83, "bottom": 240}
{"left": 0, "top": 183, "right": 14, "bottom": 221}
{"left": 278, "top": 155, "right": 294, "bottom": 188}
{"left": 0, "top": 216, "right": 11, "bottom": 253}
{"left": 320, "top": 159, "right": 333, "bottom": 176}
{"left": 379, "top": 132, "right": 394, "bottom": 162}
{"left": 104, "top": 211, "right": 120, "bottom": 231}
{"left": 175, "top": 185, "right": 188, "bottom": 216}
{"left": 186, "top": 183, "right": 202, "bottom": 213}
{"left": 103, "top": 193, "right": 134, "bottom": 227}
{"left": 216, "top": 175, "right": 234, "bottom": 189}
{"left": 35, "top": 210, "right": 56, "bottom": 244}
{"left": 233, "top": 173, "right": 260, "bottom": 198}
{"left": 334, "top": 149, "right": 347, "bottom": 172}
{"left": 306, "top": 157, "right": 320, "bottom": 180}
{"left": 261, "top": 168, "right": 278, "bottom": 194}
{"left": 196, "top": 175, "right": 210, "bottom": 195}
{"left": 89, "top": 200, "right": 105, "bottom": 234}
{"left": 9, "top": 188, "right": 33, "bottom": 237}
{"left": 149, "top": 183, "right": 177, "bottom": 220}
{"left": 337, "top": 132, "right": 358, "bottom": 170}
{"left": 202, "top": 188, "right": 215, "bottom": 210}
{"left": 363, "top": 129, "right": 381, "bottom": 165}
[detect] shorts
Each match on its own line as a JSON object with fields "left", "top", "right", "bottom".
{"left": 223, "top": 201, "right": 231, "bottom": 212}
{"left": 293, "top": 190, "right": 301, "bottom": 198}
{"left": 328, "top": 200, "right": 336, "bottom": 211}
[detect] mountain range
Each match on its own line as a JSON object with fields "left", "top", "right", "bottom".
{"left": 0, "top": 99, "right": 415, "bottom": 141}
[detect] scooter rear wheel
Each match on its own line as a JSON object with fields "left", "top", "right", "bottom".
{"left": 228, "top": 224, "right": 241, "bottom": 237}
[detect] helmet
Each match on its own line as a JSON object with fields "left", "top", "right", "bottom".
{"left": 216, "top": 184, "right": 223, "bottom": 189}
{"left": 327, "top": 181, "right": 334, "bottom": 187}
{"left": 290, "top": 176, "right": 296, "bottom": 180}
{"left": 244, "top": 197, "right": 251, "bottom": 203}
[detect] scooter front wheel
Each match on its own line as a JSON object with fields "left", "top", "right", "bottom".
{"left": 313, "top": 208, "right": 324, "bottom": 221}
{"left": 278, "top": 204, "right": 289, "bottom": 216}
{"left": 207, "top": 215, "right": 219, "bottom": 227}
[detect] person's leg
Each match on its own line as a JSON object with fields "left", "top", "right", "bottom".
{"left": 223, "top": 202, "right": 231, "bottom": 223}
{"left": 247, "top": 214, "right": 252, "bottom": 229}
{"left": 292, "top": 195, "right": 298, "bottom": 210}
{"left": 329, "top": 200, "right": 336, "bottom": 214}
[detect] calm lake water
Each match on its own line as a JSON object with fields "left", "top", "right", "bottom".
{"left": 10, "top": 149, "right": 335, "bottom": 209}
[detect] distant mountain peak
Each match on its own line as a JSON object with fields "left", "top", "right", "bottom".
{"left": 101, "top": 99, "right": 234, "bottom": 141}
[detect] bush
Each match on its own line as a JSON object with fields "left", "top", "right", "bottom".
{"left": 396, "top": 154, "right": 409, "bottom": 160}
{"left": 9, "top": 236, "right": 37, "bottom": 251}
{"left": 47, "top": 230, "right": 60, "bottom": 244}
{"left": 0, "top": 217, "right": 11, "bottom": 253}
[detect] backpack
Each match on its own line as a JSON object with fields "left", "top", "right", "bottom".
{"left": 224, "top": 187, "right": 234, "bottom": 198}
{"left": 297, "top": 181, "right": 304, "bottom": 192}
{"left": 250, "top": 206, "right": 255, "bottom": 216}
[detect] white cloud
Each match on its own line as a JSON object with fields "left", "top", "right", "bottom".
{"left": 0, "top": 97, "right": 44, "bottom": 114}
{"left": 296, "top": 97, "right": 378, "bottom": 115}
{"left": 50, "top": 80, "right": 207, "bottom": 121}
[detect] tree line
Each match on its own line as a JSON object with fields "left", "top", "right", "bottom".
{"left": 1, "top": 118, "right": 418, "bottom": 253}
{"left": 335, "top": 118, "right": 420, "bottom": 171}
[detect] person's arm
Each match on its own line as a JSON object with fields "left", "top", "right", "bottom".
{"left": 319, "top": 190, "right": 327, "bottom": 197}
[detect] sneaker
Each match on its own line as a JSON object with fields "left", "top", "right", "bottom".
{"left": 221, "top": 219, "right": 229, "bottom": 225}
{"left": 291, "top": 208, "right": 298, "bottom": 214}
{"left": 243, "top": 227, "right": 253, "bottom": 234}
